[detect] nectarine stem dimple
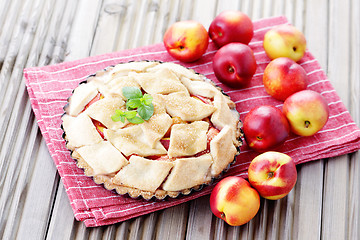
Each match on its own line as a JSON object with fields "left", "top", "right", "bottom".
{"left": 228, "top": 65, "right": 234, "bottom": 73}
{"left": 305, "top": 120, "right": 310, "bottom": 128}
{"left": 256, "top": 136, "right": 263, "bottom": 141}
{"left": 179, "top": 45, "right": 185, "bottom": 50}
{"left": 221, "top": 212, "right": 226, "bottom": 219}
{"left": 293, "top": 46, "right": 297, "bottom": 52}
{"left": 267, "top": 172, "right": 274, "bottom": 179}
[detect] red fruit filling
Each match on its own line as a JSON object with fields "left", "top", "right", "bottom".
{"left": 149, "top": 127, "right": 220, "bottom": 161}
{"left": 160, "top": 138, "right": 170, "bottom": 150}
{"left": 82, "top": 93, "right": 107, "bottom": 139}
{"left": 82, "top": 92, "right": 103, "bottom": 112}
{"left": 147, "top": 155, "right": 170, "bottom": 161}
{"left": 207, "top": 127, "right": 220, "bottom": 143}
{"left": 192, "top": 95, "right": 213, "bottom": 105}
{"left": 92, "top": 119, "right": 106, "bottom": 139}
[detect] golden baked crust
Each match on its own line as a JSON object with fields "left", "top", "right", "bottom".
{"left": 62, "top": 61, "right": 242, "bottom": 200}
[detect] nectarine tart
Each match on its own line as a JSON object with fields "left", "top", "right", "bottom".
{"left": 61, "top": 61, "right": 242, "bottom": 200}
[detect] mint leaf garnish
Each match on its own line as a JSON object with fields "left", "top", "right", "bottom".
{"left": 111, "top": 109, "right": 126, "bottom": 123}
{"left": 142, "top": 94, "right": 153, "bottom": 105}
{"left": 124, "top": 110, "right": 138, "bottom": 119}
{"left": 111, "top": 87, "right": 154, "bottom": 124}
{"left": 122, "top": 86, "right": 143, "bottom": 99}
{"left": 138, "top": 103, "right": 154, "bottom": 121}
{"left": 127, "top": 116, "right": 144, "bottom": 124}
{"left": 126, "top": 98, "right": 142, "bottom": 109}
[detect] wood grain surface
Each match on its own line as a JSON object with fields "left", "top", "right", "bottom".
{"left": 0, "top": 0, "right": 359, "bottom": 239}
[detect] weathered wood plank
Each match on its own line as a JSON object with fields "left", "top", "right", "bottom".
{"left": 72, "top": 220, "right": 90, "bottom": 239}
{"left": 26, "top": 0, "right": 62, "bottom": 67}
{"left": 283, "top": 0, "right": 295, "bottom": 24}
{"left": 127, "top": 217, "right": 143, "bottom": 240}
{"left": 114, "top": 0, "right": 138, "bottom": 51}
{"left": 265, "top": 199, "right": 281, "bottom": 239}
{"left": 114, "top": 220, "right": 130, "bottom": 239}
{"left": 0, "top": 0, "right": 25, "bottom": 67}
{"left": 251, "top": 0, "right": 264, "bottom": 20}
{"left": 278, "top": 189, "right": 296, "bottom": 239}
{"left": 0, "top": 0, "right": 357, "bottom": 239}
{"left": 49, "top": 0, "right": 80, "bottom": 65}
{"left": 191, "top": 0, "right": 217, "bottom": 29}
{"left": 272, "top": 0, "right": 285, "bottom": 17}
{"left": 303, "top": 0, "right": 328, "bottom": 68}
{"left": 139, "top": 0, "right": 161, "bottom": 46}
{"left": 127, "top": 0, "right": 149, "bottom": 49}
{"left": 0, "top": 11, "right": 53, "bottom": 225}
{"left": 14, "top": 139, "right": 59, "bottom": 239}
{"left": 139, "top": 212, "right": 158, "bottom": 240}
{"left": 45, "top": 1, "right": 105, "bottom": 239}
{"left": 226, "top": 225, "right": 241, "bottom": 240}
{"left": 0, "top": 0, "right": 52, "bottom": 238}
{"left": 155, "top": 204, "right": 189, "bottom": 240}
{"left": 1, "top": 117, "right": 42, "bottom": 239}
{"left": 212, "top": 217, "right": 227, "bottom": 240}
{"left": 46, "top": 182, "right": 77, "bottom": 240}
{"left": 88, "top": 226, "right": 105, "bottom": 240}
{"left": 251, "top": 198, "right": 268, "bottom": 240}
{"left": 215, "top": 0, "right": 241, "bottom": 14}
{"left": 289, "top": 1, "right": 329, "bottom": 239}
{"left": 240, "top": 0, "right": 253, "bottom": 18}
{"left": 185, "top": 196, "right": 213, "bottom": 240}
{"left": 151, "top": 0, "right": 177, "bottom": 44}
{"left": 65, "top": 0, "right": 103, "bottom": 61}
{"left": 0, "top": 0, "right": 13, "bottom": 35}
{"left": 261, "top": 0, "right": 273, "bottom": 18}
{"left": 322, "top": 156, "right": 349, "bottom": 240}
{"left": 114, "top": 0, "right": 167, "bottom": 51}
{"left": 177, "top": 0, "right": 194, "bottom": 21}
{"left": 13, "top": 0, "right": 80, "bottom": 238}
{"left": 292, "top": 0, "right": 304, "bottom": 30}
{"left": 14, "top": 1, "right": 82, "bottom": 239}
{"left": 102, "top": 224, "right": 117, "bottom": 240}
{"left": 348, "top": 152, "right": 360, "bottom": 240}
{"left": 292, "top": 161, "right": 324, "bottom": 240}
{"left": 326, "top": 0, "right": 350, "bottom": 104}
{"left": 37, "top": 0, "right": 69, "bottom": 66}
{"left": 321, "top": 0, "right": 351, "bottom": 239}
{"left": 90, "top": 0, "right": 125, "bottom": 55}
{"left": 0, "top": 0, "right": 35, "bottom": 142}
{"left": 349, "top": 0, "right": 360, "bottom": 124}
{"left": 348, "top": 0, "right": 360, "bottom": 237}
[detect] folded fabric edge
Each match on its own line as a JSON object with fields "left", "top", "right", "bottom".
{"left": 73, "top": 172, "right": 249, "bottom": 223}
{"left": 74, "top": 187, "right": 213, "bottom": 222}
{"left": 296, "top": 140, "right": 360, "bottom": 164}
{"left": 24, "top": 73, "right": 51, "bottom": 143}
{"left": 80, "top": 137, "right": 360, "bottom": 227}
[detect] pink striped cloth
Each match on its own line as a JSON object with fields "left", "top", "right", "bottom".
{"left": 24, "top": 16, "right": 360, "bottom": 227}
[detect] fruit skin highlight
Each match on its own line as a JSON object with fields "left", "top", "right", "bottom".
{"left": 248, "top": 151, "right": 297, "bottom": 200}
{"left": 263, "top": 57, "right": 307, "bottom": 101}
{"left": 212, "top": 42, "right": 257, "bottom": 88}
{"left": 243, "top": 105, "right": 290, "bottom": 152}
{"left": 210, "top": 176, "right": 260, "bottom": 226}
{"left": 263, "top": 24, "right": 307, "bottom": 62}
{"left": 163, "top": 20, "right": 209, "bottom": 62}
{"left": 283, "top": 90, "right": 330, "bottom": 136}
{"left": 209, "top": 10, "right": 254, "bottom": 48}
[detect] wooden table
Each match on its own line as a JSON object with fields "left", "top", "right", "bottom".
{"left": 1, "top": 0, "right": 359, "bottom": 239}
